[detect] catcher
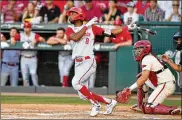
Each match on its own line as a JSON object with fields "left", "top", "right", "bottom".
{"left": 116, "top": 40, "right": 181, "bottom": 115}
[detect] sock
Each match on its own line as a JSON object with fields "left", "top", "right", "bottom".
{"left": 63, "top": 76, "right": 69, "bottom": 86}
{"left": 79, "top": 85, "right": 98, "bottom": 104}
{"left": 91, "top": 92, "right": 111, "bottom": 104}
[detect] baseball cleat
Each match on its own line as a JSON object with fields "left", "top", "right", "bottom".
{"left": 90, "top": 103, "right": 101, "bottom": 117}
{"left": 104, "top": 99, "right": 117, "bottom": 115}
{"left": 171, "top": 108, "right": 182, "bottom": 115}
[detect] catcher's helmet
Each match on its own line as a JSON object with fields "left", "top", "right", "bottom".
{"left": 133, "top": 40, "right": 152, "bottom": 61}
{"left": 66, "top": 7, "right": 85, "bottom": 22}
{"left": 24, "top": 22, "right": 32, "bottom": 28}
{"left": 173, "top": 31, "right": 182, "bottom": 50}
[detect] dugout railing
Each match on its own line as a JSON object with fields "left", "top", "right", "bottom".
{"left": 1, "top": 22, "right": 182, "bottom": 94}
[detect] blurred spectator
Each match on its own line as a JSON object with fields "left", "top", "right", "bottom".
{"left": 144, "top": 0, "right": 165, "bottom": 21}
{"left": 53, "top": 0, "right": 67, "bottom": 12}
{"left": 22, "top": 2, "right": 37, "bottom": 23}
{"left": 1, "top": 0, "right": 25, "bottom": 23}
{"left": 74, "top": 0, "right": 83, "bottom": 8}
{"left": 123, "top": 2, "right": 139, "bottom": 25}
{"left": 166, "top": 0, "right": 182, "bottom": 22}
{"left": 1, "top": 28, "right": 20, "bottom": 87}
{"left": 59, "top": 0, "right": 74, "bottom": 24}
{"left": 103, "top": 0, "right": 121, "bottom": 24}
{"left": 92, "top": 1, "right": 108, "bottom": 12}
{"left": 117, "top": 0, "right": 131, "bottom": 14}
{"left": 134, "top": 0, "right": 150, "bottom": 15}
{"left": 47, "top": 28, "right": 73, "bottom": 87}
{"left": 39, "top": 0, "right": 61, "bottom": 23}
{"left": 1, "top": 33, "right": 6, "bottom": 41}
{"left": 157, "top": 1, "right": 172, "bottom": 21}
{"left": 81, "top": 0, "right": 102, "bottom": 21}
{"left": 104, "top": 19, "right": 132, "bottom": 50}
{"left": 31, "top": 0, "right": 45, "bottom": 17}
{"left": 20, "top": 22, "right": 45, "bottom": 86}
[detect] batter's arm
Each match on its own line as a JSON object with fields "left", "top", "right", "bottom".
{"left": 101, "top": 26, "right": 127, "bottom": 37}
{"left": 166, "top": 59, "right": 182, "bottom": 72}
{"left": 111, "top": 26, "right": 129, "bottom": 35}
{"left": 69, "top": 26, "right": 88, "bottom": 42}
{"left": 162, "top": 55, "right": 182, "bottom": 72}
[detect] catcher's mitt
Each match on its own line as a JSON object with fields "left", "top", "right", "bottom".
{"left": 116, "top": 88, "right": 131, "bottom": 103}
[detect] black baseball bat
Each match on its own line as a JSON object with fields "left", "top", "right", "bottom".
{"left": 137, "top": 27, "right": 157, "bottom": 36}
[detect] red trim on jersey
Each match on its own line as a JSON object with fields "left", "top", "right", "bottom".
{"left": 65, "top": 27, "right": 75, "bottom": 41}
{"left": 151, "top": 83, "right": 166, "bottom": 103}
{"left": 92, "top": 25, "right": 104, "bottom": 36}
{"left": 35, "top": 33, "right": 41, "bottom": 42}
{"left": 78, "top": 58, "right": 94, "bottom": 84}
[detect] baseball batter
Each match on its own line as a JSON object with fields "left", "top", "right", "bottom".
{"left": 20, "top": 22, "right": 45, "bottom": 86}
{"left": 117, "top": 40, "right": 181, "bottom": 115}
{"left": 162, "top": 31, "right": 182, "bottom": 87}
{"left": 47, "top": 27, "right": 73, "bottom": 87}
{"left": 65, "top": 7, "right": 136, "bottom": 117}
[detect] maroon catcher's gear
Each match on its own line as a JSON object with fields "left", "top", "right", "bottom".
{"left": 133, "top": 40, "right": 152, "bottom": 61}
{"left": 66, "top": 7, "right": 85, "bottom": 22}
{"left": 142, "top": 103, "right": 180, "bottom": 115}
{"left": 116, "top": 88, "right": 131, "bottom": 103}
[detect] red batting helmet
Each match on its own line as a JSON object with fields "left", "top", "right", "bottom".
{"left": 113, "top": 19, "right": 122, "bottom": 26}
{"left": 66, "top": 7, "right": 85, "bottom": 22}
{"left": 133, "top": 40, "right": 152, "bottom": 61}
{"left": 24, "top": 22, "right": 32, "bottom": 28}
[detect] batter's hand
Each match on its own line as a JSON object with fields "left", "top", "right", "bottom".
{"left": 161, "top": 54, "right": 170, "bottom": 63}
{"left": 85, "top": 17, "right": 98, "bottom": 27}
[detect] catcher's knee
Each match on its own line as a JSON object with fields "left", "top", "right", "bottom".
{"left": 72, "top": 77, "right": 82, "bottom": 90}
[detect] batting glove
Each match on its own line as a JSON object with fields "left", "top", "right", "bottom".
{"left": 85, "top": 17, "right": 98, "bottom": 27}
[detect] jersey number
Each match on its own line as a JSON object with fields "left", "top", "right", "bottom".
{"left": 85, "top": 38, "right": 89, "bottom": 44}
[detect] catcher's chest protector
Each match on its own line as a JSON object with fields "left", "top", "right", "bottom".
{"left": 148, "top": 72, "right": 158, "bottom": 87}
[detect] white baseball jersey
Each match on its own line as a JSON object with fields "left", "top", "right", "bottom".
{"left": 20, "top": 32, "right": 38, "bottom": 57}
{"left": 142, "top": 54, "right": 175, "bottom": 85}
{"left": 65, "top": 25, "right": 104, "bottom": 59}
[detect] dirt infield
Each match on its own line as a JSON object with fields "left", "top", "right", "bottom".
{"left": 1, "top": 104, "right": 181, "bottom": 119}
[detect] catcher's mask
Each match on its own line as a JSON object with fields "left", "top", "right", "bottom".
{"left": 66, "top": 7, "right": 85, "bottom": 24}
{"left": 173, "top": 31, "right": 182, "bottom": 50}
{"left": 133, "top": 40, "right": 152, "bottom": 61}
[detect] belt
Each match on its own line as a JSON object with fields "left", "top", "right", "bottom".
{"left": 75, "top": 56, "right": 90, "bottom": 62}
{"left": 155, "top": 65, "right": 168, "bottom": 74}
{"left": 22, "top": 56, "right": 36, "bottom": 58}
{"left": 2, "top": 62, "right": 19, "bottom": 66}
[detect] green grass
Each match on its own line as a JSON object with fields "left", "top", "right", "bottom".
{"left": 1, "top": 95, "right": 181, "bottom": 107}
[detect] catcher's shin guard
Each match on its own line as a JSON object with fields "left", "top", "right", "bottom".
{"left": 142, "top": 103, "right": 179, "bottom": 115}
{"left": 137, "top": 84, "right": 149, "bottom": 109}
